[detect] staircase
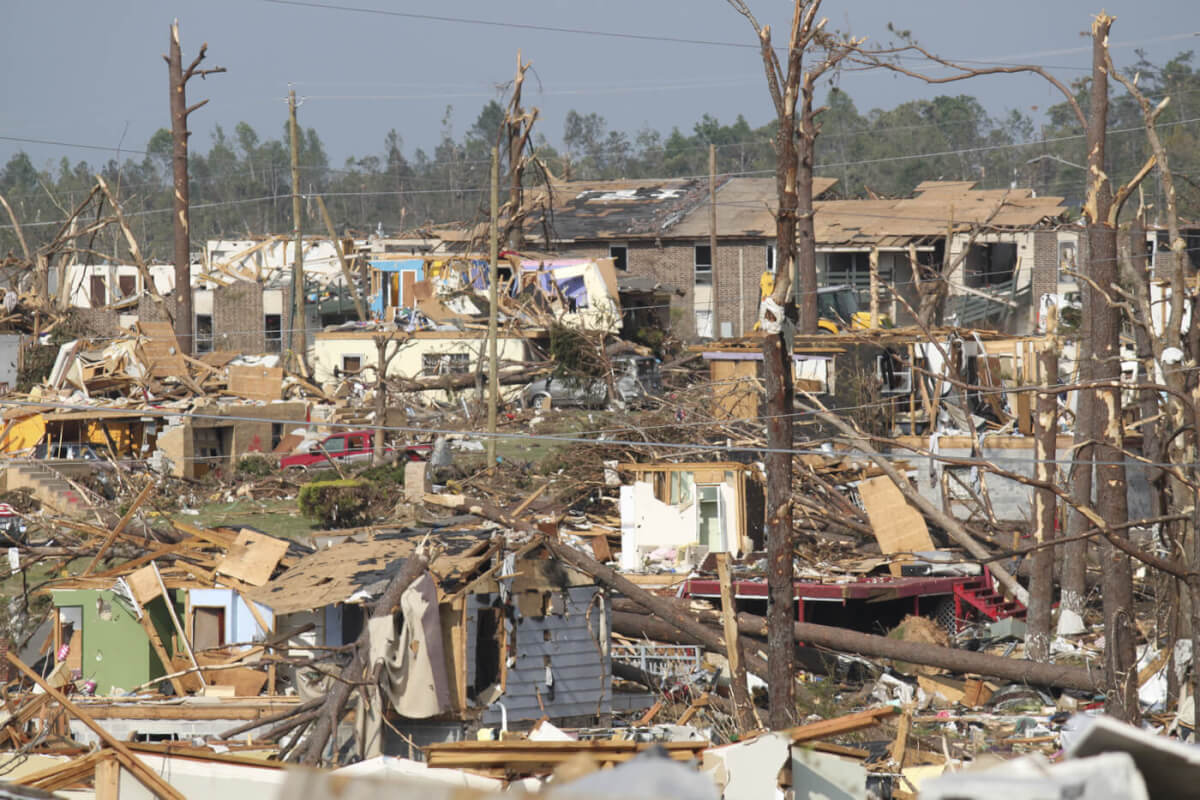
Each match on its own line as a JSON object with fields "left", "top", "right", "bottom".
{"left": 3, "top": 462, "right": 93, "bottom": 518}
{"left": 952, "top": 568, "right": 1027, "bottom": 631}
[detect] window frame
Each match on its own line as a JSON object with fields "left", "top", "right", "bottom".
{"left": 694, "top": 244, "right": 713, "bottom": 287}
{"left": 195, "top": 313, "right": 214, "bottom": 354}
{"left": 609, "top": 243, "right": 629, "bottom": 272}
{"left": 341, "top": 354, "right": 363, "bottom": 375}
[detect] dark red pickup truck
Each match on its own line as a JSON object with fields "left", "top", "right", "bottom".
{"left": 279, "top": 431, "right": 430, "bottom": 469}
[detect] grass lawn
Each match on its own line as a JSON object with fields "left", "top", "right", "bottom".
{"left": 169, "top": 497, "right": 318, "bottom": 542}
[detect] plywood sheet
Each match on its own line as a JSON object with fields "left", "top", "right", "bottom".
{"left": 228, "top": 365, "right": 284, "bottom": 402}
{"left": 215, "top": 530, "right": 290, "bottom": 587}
{"left": 135, "top": 321, "right": 187, "bottom": 378}
{"left": 857, "top": 476, "right": 934, "bottom": 577}
{"left": 126, "top": 564, "right": 164, "bottom": 605}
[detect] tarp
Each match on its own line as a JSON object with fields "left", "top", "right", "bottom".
{"left": 358, "top": 572, "right": 451, "bottom": 757}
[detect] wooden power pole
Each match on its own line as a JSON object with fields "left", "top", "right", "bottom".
{"left": 288, "top": 88, "right": 306, "bottom": 372}
{"left": 487, "top": 146, "right": 500, "bottom": 465}
{"left": 165, "top": 21, "right": 224, "bottom": 354}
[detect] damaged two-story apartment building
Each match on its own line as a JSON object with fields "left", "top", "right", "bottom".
{"left": 504, "top": 176, "right": 1069, "bottom": 339}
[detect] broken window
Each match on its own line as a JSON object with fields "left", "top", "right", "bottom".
{"left": 117, "top": 275, "right": 136, "bottom": 298}
{"left": 264, "top": 314, "right": 282, "bottom": 353}
{"left": 555, "top": 275, "right": 589, "bottom": 312}
{"left": 823, "top": 251, "right": 881, "bottom": 302}
{"left": 89, "top": 276, "right": 105, "bottom": 308}
{"left": 340, "top": 604, "right": 365, "bottom": 646}
{"left": 694, "top": 245, "right": 713, "bottom": 286}
{"left": 341, "top": 354, "right": 362, "bottom": 375}
{"left": 964, "top": 243, "right": 1017, "bottom": 287}
{"left": 609, "top": 244, "right": 628, "bottom": 272}
{"left": 421, "top": 352, "right": 470, "bottom": 376}
{"left": 473, "top": 602, "right": 503, "bottom": 697}
{"left": 195, "top": 314, "right": 214, "bottom": 354}
{"left": 766, "top": 243, "right": 776, "bottom": 274}
{"left": 271, "top": 423, "right": 283, "bottom": 450}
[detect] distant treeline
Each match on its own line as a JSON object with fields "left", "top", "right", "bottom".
{"left": 2, "top": 50, "right": 1197, "bottom": 261}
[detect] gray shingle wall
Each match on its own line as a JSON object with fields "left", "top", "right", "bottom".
{"left": 469, "top": 586, "right": 612, "bottom": 724}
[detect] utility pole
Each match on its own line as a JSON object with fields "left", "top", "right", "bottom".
{"left": 288, "top": 87, "right": 306, "bottom": 373}
{"left": 709, "top": 143, "right": 720, "bottom": 336}
{"left": 165, "top": 21, "right": 224, "bottom": 354}
{"left": 486, "top": 146, "right": 500, "bottom": 465}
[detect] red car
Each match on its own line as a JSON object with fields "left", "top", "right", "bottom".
{"left": 280, "top": 431, "right": 430, "bottom": 470}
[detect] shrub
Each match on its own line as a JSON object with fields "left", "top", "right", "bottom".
{"left": 236, "top": 454, "right": 277, "bottom": 478}
{"left": 298, "top": 479, "right": 372, "bottom": 528}
{"left": 358, "top": 463, "right": 407, "bottom": 485}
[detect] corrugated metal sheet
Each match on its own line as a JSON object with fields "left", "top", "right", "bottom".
{"left": 471, "top": 586, "right": 612, "bottom": 724}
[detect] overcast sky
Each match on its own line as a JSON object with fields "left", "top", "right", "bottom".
{"left": 2, "top": 1, "right": 1197, "bottom": 170}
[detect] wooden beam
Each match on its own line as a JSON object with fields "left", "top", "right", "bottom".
{"left": 717, "top": 553, "right": 758, "bottom": 733}
{"left": 152, "top": 563, "right": 205, "bottom": 688}
{"left": 315, "top": 196, "right": 367, "bottom": 321}
{"left": 94, "top": 753, "right": 120, "bottom": 800}
{"left": 136, "top": 606, "right": 188, "bottom": 696}
{"left": 6, "top": 652, "right": 186, "bottom": 800}
{"left": 84, "top": 480, "right": 156, "bottom": 575}
{"left": 785, "top": 706, "right": 898, "bottom": 743}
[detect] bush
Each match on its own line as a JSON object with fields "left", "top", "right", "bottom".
{"left": 358, "top": 463, "right": 407, "bottom": 484}
{"left": 298, "top": 479, "right": 373, "bottom": 528}
{"left": 236, "top": 454, "right": 277, "bottom": 478}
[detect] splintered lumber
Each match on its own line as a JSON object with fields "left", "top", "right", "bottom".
{"left": 615, "top": 604, "right": 1099, "bottom": 692}
{"left": 544, "top": 539, "right": 775, "bottom": 683}
{"left": 429, "top": 495, "right": 813, "bottom": 698}
{"left": 786, "top": 706, "right": 898, "bottom": 743}
{"left": 299, "top": 544, "right": 430, "bottom": 765}
{"left": 6, "top": 653, "right": 186, "bottom": 800}
{"left": 219, "top": 696, "right": 323, "bottom": 739}
{"left": 807, "top": 404, "right": 1029, "bottom": 605}
{"left": 424, "top": 740, "right": 707, "bottom": 772}
{"left": 83, "top": 479, "right": 155, "bottom": 575}
{"left": 15, "top": 748, "right": 107, "bottom": 791}
{"left": 718, "top": 553, "right": 758, "bottom": 733}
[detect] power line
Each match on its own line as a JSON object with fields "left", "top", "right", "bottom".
{"left": 3, "top": 115, "right": 1197, "bottom": 233}
{"left": 258, "top": 0, "right": 767, "bottom": 50}
{"left": 0, "top": 394, "right": 1189, "bottom": 468}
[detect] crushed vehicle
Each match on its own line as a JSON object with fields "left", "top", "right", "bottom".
{"left": 522, "top": 354, "right": 662, "bottom": 411}
{"left": 280, "top": 430, "right": 431, "bottom": 470}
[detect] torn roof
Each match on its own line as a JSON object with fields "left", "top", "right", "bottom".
{"left": 245, "top": 529, "right": 497, "bottom": 615}
{"left": 813, "top": 181, "right": 1067, "bottom": 247}
{"left": 522, "top": 176, "right": 838, "bottom": 243}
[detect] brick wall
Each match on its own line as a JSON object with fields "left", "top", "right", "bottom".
{"left": 213, "top": 282, "right": 265, "bottom": 353}
{"left": 136, "top": 293, "right": 177, "bottom": 324}
{"left": 1032, "top": 231, "right": 1058, "bottom": 301}
{"left": 72, "top": 307, "right": 120, "bottom": 338}
{"left": 562, "top": 238, "right": 769, "bottom": 340}
{"left": 712, "top": 239, "right": 771, "bottom": 338}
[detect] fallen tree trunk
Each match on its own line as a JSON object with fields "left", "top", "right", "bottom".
{"left": 426, "top": 491, "right": 1103, "bottom": 697}
{"left": 612, "top": 660, "right": 738, "bottom": 718}
{"left": 298, "top": 545, "right": 430, "bottom": 765}
{"left": 614, "top": 606, "right": 1101, "bottom": 692}
{"left": 611, "top": 600, "right": 831, "bottom": 674}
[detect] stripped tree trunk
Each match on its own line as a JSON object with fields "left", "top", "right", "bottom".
{"left": 1084, "top": 13, "right": 1136, "bottom": 722}
{"left": 1028, "top": 332, "right": 1058, "bottom": 661}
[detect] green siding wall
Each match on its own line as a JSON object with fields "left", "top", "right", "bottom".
{"left": 51, "top": 589, "right": 183, "bottom": 695}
